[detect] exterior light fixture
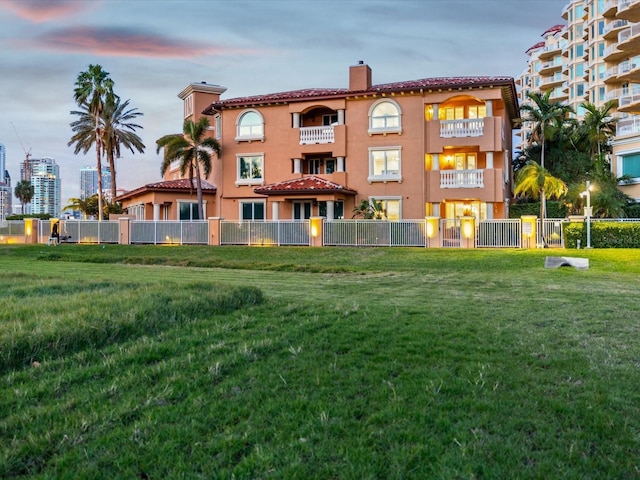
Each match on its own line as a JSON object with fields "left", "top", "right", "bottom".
{"left": 580, "top": 180, "right": 593, "bottom": 249}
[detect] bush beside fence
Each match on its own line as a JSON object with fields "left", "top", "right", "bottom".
{"left": 564, "top": 221, "right": 640, "bottom": 248}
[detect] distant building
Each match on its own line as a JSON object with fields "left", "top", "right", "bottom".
{"left": 80, "top": 166, "right": 111, "bottom": 200}
{"left": 516, "top": 0, "right": 640, "bottom": 201}
{"left": 23, "top": 157, "right": 61, "bottom": 217}
{"left": 0, "top": 143, "right": 11, "bottom": 221}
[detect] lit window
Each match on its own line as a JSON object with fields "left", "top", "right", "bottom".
{"left": 368, "top": 100, "right": 402, "bottom": 134}
{"left": 371, "top": 198, "right": 401, "bottom": 221}
{"left": 236, "top": 110, "right": 264, "bottom": 141}
{"left": 237, "top": 155, "right": 264, "bottom": 185}
{"left": 368, "top": 147, "right": 401, "bottom": 182}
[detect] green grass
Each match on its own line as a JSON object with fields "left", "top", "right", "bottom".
{"left": 1, "top": 245, "right": 640, "bottom": 478}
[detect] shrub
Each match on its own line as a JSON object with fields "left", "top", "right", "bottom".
{"left": 564, "top": 221, "right": 640, "bottom": 248}
{"left": 509, "top": 200, "right": 567, "bottom": 219}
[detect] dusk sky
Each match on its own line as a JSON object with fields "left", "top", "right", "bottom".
{"left": 0, "top": 0, "right": 566, "bottom": 206}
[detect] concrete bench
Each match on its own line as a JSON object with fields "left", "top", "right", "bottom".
{"left": 544, "top": 256, "right": 589, "bottom": 270}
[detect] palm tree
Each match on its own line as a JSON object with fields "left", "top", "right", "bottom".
{"left": 579, "top": 101, "right": 617, "bottom": 160}
{"left": 70, "top": 65, "right": 115, "bottom": 221}
{"left": 102, "top": 97, "right": 145, "bottom": 200}
{"left": 14, "top": 180, "right": 34, "bottom": 214}
{"left": 519, "top": 91, "right": 573, "bottom": 220}
{"left": 156, "top": 117, "right": 221, "bottom": 220}
{"left": 514, "top": 162, "right": 567, "bottom": 219}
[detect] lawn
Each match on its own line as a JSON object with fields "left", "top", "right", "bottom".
{"left": 1, "top": 245, "right": 639, "bottom": 479}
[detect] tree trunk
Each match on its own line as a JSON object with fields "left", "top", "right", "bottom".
{"left": 95, "top": 118, "right": 104, "bottom": 221}
{"left": 107, "top": 149, "right": 117, "bottom": 202}
{"left": 195, "top": 165, "right": 204, "bottom": 220}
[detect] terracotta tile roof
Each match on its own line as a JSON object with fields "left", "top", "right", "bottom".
{"left": 526, "top": 41, "right": 545, "bottom": 54}
{"left": 542, "top": 24, "right": 565, "bottom": 36}
{"left": 115, "top": 178, "right": 217, "bottom": 201}
{"left": 205, "top": 76, "right": 516, "bottom": 111}
{"left": 254, "top": 176, "right": 357, "bottom": 196}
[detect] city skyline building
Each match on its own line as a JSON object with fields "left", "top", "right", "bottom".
{"left": 0, "top": 143, "right": 11, "bottom": 221}
{"left": 516, "top": 0, "right": 640, "bottom": 201}
{"left": 79, "top": 165, "right": 112, "bottom": 200}
{"left": 23, "top": 157, "right": 61, "bottom": 217}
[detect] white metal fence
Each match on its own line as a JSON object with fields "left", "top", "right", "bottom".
{"left": 130, "top": 221, "right": 208, "bottom": 245}
{"left": 55, "top": 221, "right": 120, "bottom": 244}
{"left": 0, "top": 220, "right": 25, "bottom": 236}
{"left": 477, "top": 219, "right": 522, "bottom": 248}
{"left": 220, "top": 220, "right": 310, "bottom": 246}
{"left": 324, "top": 220, "right": 427, "bottom": 247}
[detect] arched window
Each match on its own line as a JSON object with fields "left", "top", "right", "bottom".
{"left": 236, "top": 110, "right": 264, "bottom": 141}
{"left": 369, "top": 100, "right": 402, "bottom": 134}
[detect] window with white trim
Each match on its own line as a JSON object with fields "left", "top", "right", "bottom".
{"left": 178, "top": 201, "right": 201, "bottom": 220}
{"left": 236, "top": 110, "right": 264, "bottom": 141}
{"left": 371, "top": 197, "right": 401, "bottom": 221}
{"left": 237, "top": 154, "right": 264, "bottom": 185}
{"left": 368, "top": 100, "right": 402, "bottom": 134}
{"left": 184, "top": 94, "right": 193, "bottom": 118}
{"left": 214, "top": 114, "right": 221, "bottom": 140}
{"left": 368, "top": 147, "right": 401, "bottom": 182}
{"left": 240, "top": 201, "right": 265, "bottom": 220}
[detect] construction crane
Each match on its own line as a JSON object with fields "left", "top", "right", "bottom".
{"left": 10, "top": 121, "right": 32, "bottom": 180}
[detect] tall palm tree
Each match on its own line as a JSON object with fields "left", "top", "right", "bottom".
{"left": 519, "top": 91, "right": 573, "bottom": 220}
{"left": 70, "top": 65, "right": 115, "bottom": 221}
{"left": 578, "top": 100, "right": 617, "bottom": 160}
{"left": 14, "top": 180, "right": 34, "bottom": 214}
{"left": 514, "top": 162, "right": 567, "bottom": 215}
{"left": 102, "top": 97, "right": 145, "bottom": 200}
{"left": 156, "top": 117, "right": 221, "bottom": 220}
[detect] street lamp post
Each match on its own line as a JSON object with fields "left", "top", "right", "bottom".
{"left": 581, "top": 181, "right": 592, "bottom": 249}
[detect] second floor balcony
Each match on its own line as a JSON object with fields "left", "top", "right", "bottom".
{"left": 439, "top": 118, "right": 484, "bottom": 138}
{"left": 440, "top": 169, "right": 484, "bottom": 188}
{"left": 299, "top": 126, "right": 334, "bottom": 145}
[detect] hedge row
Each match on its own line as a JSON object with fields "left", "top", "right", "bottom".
{"left": 563, "top": 221, "right": 640, "bottom": 248}
{"left": 509, "top": 201, "right": 568, "bottom": 219}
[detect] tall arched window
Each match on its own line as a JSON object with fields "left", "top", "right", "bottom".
{"left": 369, "top": 100, "right": 402, "bottom": 134}
{"left": 236, "top": 110, "right": 264, "bottom": 141}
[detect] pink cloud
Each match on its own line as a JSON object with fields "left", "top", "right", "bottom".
{"left": 0, "top": 0, "right": 90, "bottom": 22}
{"left": 21, "top": 27, "right": 260, "bottom": 58}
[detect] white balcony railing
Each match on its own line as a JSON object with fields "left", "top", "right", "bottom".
{"left": 440, "top": 169, "right": 484, "bottom": 188}
{"left": 299, "top": 126, "right": 334, "bottom": 145}
{"left": 617, "top": 115, "right": 640, "bottom": 135}
{"left": 439, "top": 118, "right": 484, "bottom": 138}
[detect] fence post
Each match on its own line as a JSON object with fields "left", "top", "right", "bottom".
{"left": 208, "top": 217, "right": 222, "bottom": 246}
{"left": 24, "top": 218, "right": 39, "bottom": 244}
{"left": 460, "top": 216, "right": 475, "bottom": 248}
{"left": 118, "top": 217, "right": 131, "bottom": 245}
{"left": 310, "top": 217, "right": 324, "bottom": 247}
{"left": 521, "top": 215, "right": 537, "bottom": 249}
{"left": 425, "top": 216, "right": 440, "bottom": 248}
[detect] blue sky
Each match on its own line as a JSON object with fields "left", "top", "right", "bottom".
{"left": 0, "top": 0, "right": 566, "bottom": 205}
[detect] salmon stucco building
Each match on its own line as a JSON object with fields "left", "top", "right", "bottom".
{"left": 119, "top": 63, "right": 520, "bottom": 222}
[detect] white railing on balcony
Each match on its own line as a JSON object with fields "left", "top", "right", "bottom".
{"left": 604, "top": 66, "right": 619, "bottom": 81}
{"left": 439, "top": 118, "right": 484, "bottom": 138}
{"left": 604, "top": 19, "right": 627, "bottom": 37}
{"left": 617, "top": 114, "right": 640, "bottom": 135}
{"left": 440, "top": 169, "right": 484, "bottom": 188}
{"left": 618, "top": 23, "right": 640, "bottom": 43}
{"left": 299, "top": 126, "right": 334, "bottom": 145}
{"left": 619, "top": 90, "right": 640, "bottom": 108}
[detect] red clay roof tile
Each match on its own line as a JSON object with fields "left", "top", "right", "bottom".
{"left": 254, "top": 176, "right": 357, "bottom": 196}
